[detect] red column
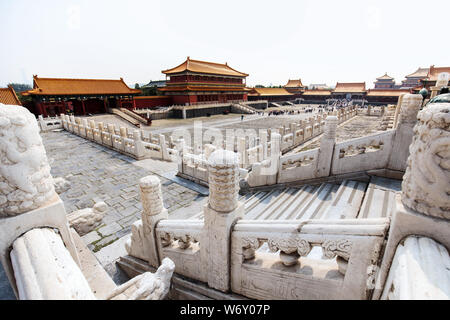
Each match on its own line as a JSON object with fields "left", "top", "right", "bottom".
{"left": 81, "top": 99, "right": 86, "bottom": 115}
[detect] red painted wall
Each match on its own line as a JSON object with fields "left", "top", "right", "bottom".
{"left": 133, "top": 96, "right": 172, "bottom": 109}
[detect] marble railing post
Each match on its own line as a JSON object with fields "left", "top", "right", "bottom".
{"left": 259, "top": 130, "right": 268, "bottom": 161}
{"left": 0, "top": 106, "right": 80, "bottom": 298}
{"left": 374, "top": 102, "right": 450, "bottom": 299}
{"left": 159, "top": 134, "right": 170, "bottom": 160}
{"left": 107, "top": 123, "right": 115, "bottom": 135}
{"left": 315, "top": 116, "right": 338, "bottom": 177}
{"left": 175, "top": 138, "right": 185, "bottom": 174}
{"left": 367, "top": 105, "right": 372, "bottom": 116}
{"left": 393, "top": 94, "right": 405, "bottom": 128}
{"left": 37, "top": 115, "right": 45, "bottom": 131}
{"left": 133, "top": 130, "right": 145, "bottom": 159}
{"left": 61, "top": 114, "right": 68, "bottom": 130}
{"left": 81, "top": 119, "right": 88, "bottom": 136}
{"left": 387, "top": 94, "right": 422, "bottom": 171}
{"left": 237, "top": 137, "right": 247, "bottom": 168}
{"left": 119, "top": 126, "right": 127, "bottom": 138}
{"left": 96, "top": 122, "right": 104, "bottom": 143}
{"left": 204, "top": 150, "right": 243, "bottom": 292}
{"left": 126, "top": 176, "right": 168, "bottom": 267}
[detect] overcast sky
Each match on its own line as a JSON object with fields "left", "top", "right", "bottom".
{"left": 1, "top": 0, "right": 448, "bottom": 88}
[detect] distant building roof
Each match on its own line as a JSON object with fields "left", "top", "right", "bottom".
{"left": 284, "top": 79, "right": 304, "bottom": 88}
{"left": 162, "top": 57, "right": 248, "bottom": 77}
{"left": 302, "top": 89, "right": 332, "bottom": 96}
{"left": 249, "top": 87, "right": 293, "bottom": 96}
{"left": 308, "top": 83, "right": 328, "bottom": 89}
{"left": 366, "top": 89, "right": 410, "bottom": 97}
{"left": 405, "top": 67, "right": 429, "bottom": 78}
{"left": 23, "top": 75, "right": 141, "bottom": 96}
{"left": 425, "top": 65, "right": 450, "bottom": 81}
{"left": 376, "top": 73, "right": 394, "bottom": 80}
{"left": 333, "top": 82, "right": 366, "bottom": 93}
{"left": 142, "top": 80, "right": 166, "bottom": 88}
{"left": 0, "top": 86, "right": 22, "bottom": 105}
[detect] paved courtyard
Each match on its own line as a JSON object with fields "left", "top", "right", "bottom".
{"left": 42, "top": 131, "right": 204, "bottom": 253}
{"left": 295, "top": 115, "right": 384, "bottom": 152}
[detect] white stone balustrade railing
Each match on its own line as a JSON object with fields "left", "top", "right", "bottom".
{"left": 230, "top": 218, "right": 389, "bottom": 299}
{"left": 60, "top": 114, "right": 174, "bottom": 161}
{"left": 38, "top": 115, "right": 63, "bottom": 132}
{"left": 245, "top": 95, "right": 422, "bottom": 188}
{"left": 126, "top": 169, "right": 391, "bottom": 299}
{"left": 155, "top": 219, "right": 206, "bottom": 283}
{"left": 176, "top": 106, "right": 356, "bottom": 185}
{"left": 277, "top": 148, "right": 320, "bottom": 183}
{"left": 331, "top": 130, "right": 395, "bottom": 175}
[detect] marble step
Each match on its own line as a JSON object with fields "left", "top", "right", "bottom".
{"left": 244, "top": 188, "right": 287, "bottom": 220}
{"left": 291, "top": 183, "right": 340, "bottom": 220}
{"left": 357, "top": 176, "right": 402, "bottom": 219}
{"left": 190, "top": 176, "right": 401, "bottom": 222}
{"left": 320, "top": 180, "right": 367, "bottom": 220}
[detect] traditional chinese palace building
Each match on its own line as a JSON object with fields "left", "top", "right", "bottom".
{"left": 0, "top": 86, "right": 22, "bottom": 106}
{"left": 283, "top": 79, "right": 306, "bottom": 95}
{"left": 400, "top": 67, "right": 429, "bottom": 89}
{"left": 247, "top": 87, "right": 294, "bottom": 102}
{"left": 331, "top": 82, "right": 366, "bottom": 101}
{"left": 366, "top": 89, "right": 410, "bottom": 105}
{"left": 158, "top": 57, "right": 249, "bottom": 105}
{"left": 419, "top": 65, "right": 450, "bottom": 90}
{"left": 22, "top": 76, "right": 140, "bottom": 117}
{"left": 301, "top": 89, "right": 332, "bottom": 104}
{"left": 373, "top": 73, "right": 396, "bottom": 89}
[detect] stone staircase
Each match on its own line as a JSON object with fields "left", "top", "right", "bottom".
{"left": 231, "top": 103, "right": 257, "bottom": 114}
{"left": 190, "top": 176, "right": 401, "bottom": 221}
{"left": 379, "top": 109, "right": 395, "bottom": 131}
{"left": 109, "top": 108, "right": 141, "bottom": 126}
{"left": 119, "top": 108, "right": 149, "bottom": 125}
{"left": 269, "top": 102, "right": 283, "bottom": 108}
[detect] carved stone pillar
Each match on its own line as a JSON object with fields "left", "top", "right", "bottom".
{"left": 204, "top": 150, "right": 244, "bottom": 292}
{"left": 237, "top": 137, "right": 247, "bottom": 168}
{"left": 316, "top": 116, "right": 337, "bottom": 177}
{"left": 387, "top": 94, "right": 422, "bottom": 171}
{"left": 374, "top": 103, "right": 450, "bottom": 299}
{"left": 175, "top": 138, "right": 185, "bottom": 174}
{"left": 259, "top": 130, "right": 268, "bottom": 161}
{"left": 0, "top": 106, "right": 80, "bottom": 297}
{"left": 126, "top": 175, "right": 168, "bottom": 267}
{"left": 159, "top": 134, "right": 170, "bottom": 160}
{"left": 133, "top": 130, "right": 145, "bottom": 159}
{"left": 119, "top": 126, "right": 127, "bottom": 138}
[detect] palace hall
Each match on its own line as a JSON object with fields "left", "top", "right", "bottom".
{"left": 22, "top": 76, "right": 141, "bottom": 117}
{"left": 158, "top": 57, "right": 249, "bottom": 105}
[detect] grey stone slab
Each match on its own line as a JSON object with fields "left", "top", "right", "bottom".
{"left": 82, "top": 231, "right": 101, "bottom": 245}
{"left": 0, "top": 264, "right": 15, "bottom": 300}
{"left": 160, "top": 170, "right": 209, "bottom": 196}
{"left": 98, "top": 222, "right": 123, "bottom": 236}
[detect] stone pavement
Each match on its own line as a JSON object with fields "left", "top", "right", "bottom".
{"left": 0, "top": 264, "right": 14, "bottom": 300}
{"left": 42, "top": 131, "right": 204, "bottom": 253}
{"left": 296, "top": 115, "right": 384, "bottom": 152}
